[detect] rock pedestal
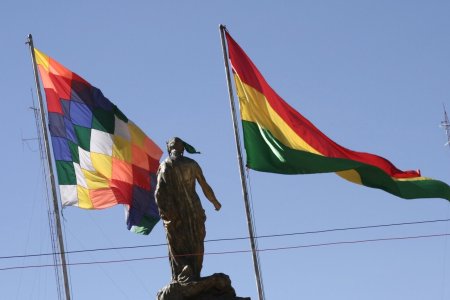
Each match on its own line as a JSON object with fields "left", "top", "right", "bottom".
{"left": 157, "top": 273, "right": 250, "bottom": 300}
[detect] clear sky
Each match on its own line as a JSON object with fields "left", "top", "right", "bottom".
{"left": 1, "top": 1, "right": 450, "bottom": 299}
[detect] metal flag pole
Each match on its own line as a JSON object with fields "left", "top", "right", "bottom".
{"left": 219, "top": 24, "right": 265, "bottom": 300}
{"left": 27, "top": 34, "right": 72, "bottom": 300}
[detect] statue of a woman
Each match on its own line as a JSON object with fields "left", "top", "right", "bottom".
{"left": 155, "top": 137, "right": 221, "bottom": 282}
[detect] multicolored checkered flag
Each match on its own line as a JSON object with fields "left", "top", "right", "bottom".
{"left": 34, "top": 48, "right": 163, "bottom": 234}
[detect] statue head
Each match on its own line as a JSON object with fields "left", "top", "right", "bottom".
{"left": 166, "top": 137, "right": 200, "bottom": 159}
{"left": 167, "top": 137, "right": 185, "bottom": 158}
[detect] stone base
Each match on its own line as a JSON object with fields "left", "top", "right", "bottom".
{"left": 156, "top": 273, "right": 250, "bottom": 300}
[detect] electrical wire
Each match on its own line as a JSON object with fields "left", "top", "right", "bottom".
{"left": 1, "top": 232, "right": 449, "bottom": 272}
{"left": 1, "top": 218, "right": 448, "bottom": 261}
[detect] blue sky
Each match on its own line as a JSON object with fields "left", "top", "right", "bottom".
{"left": 1, "top": 1, "right": 450, "bottom": 299}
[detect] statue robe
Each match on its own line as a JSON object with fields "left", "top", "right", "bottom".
{"left": 155, "top": 156, "right": 206, "bottom": 281}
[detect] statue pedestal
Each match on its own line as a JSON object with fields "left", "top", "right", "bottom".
{"left": 157, "top": 273, "right": 251, "bottom": 300}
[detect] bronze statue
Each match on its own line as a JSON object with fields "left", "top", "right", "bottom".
{"left": 155, "top": 137, "right": 222, "bottom": 283}
{"left": 155, "top": 137, "right": 249, "bottom": 299}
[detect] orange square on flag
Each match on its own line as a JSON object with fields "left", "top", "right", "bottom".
{"left": 90, "top": 188, "right": 118, "bottom": 209}
{"left": 111, "top": 157, "right": 133, "bottom": 184}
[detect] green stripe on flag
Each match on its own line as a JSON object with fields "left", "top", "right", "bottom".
{"left": 243, "top": 120, "right": 450, "bottom": 200}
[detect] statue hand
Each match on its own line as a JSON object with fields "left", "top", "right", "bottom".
{"left": 214, "top": 200, "right": 222, "bottom": 211}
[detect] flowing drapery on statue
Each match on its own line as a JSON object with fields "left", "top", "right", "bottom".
{"left": 34, "top": 49, "right": 163, "bottom": 234}
{"left": 225, "top": 31, "right": 450, "bottom": 201}
{"left": 155, "top": 137, "right": 221, "bottom": 282}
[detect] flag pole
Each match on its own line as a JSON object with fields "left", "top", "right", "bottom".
{"left": 27, "top": 34, "right": 72, "bottom": 300}
{"left": 219, "top": 24, "right": 265, "bottom": 300}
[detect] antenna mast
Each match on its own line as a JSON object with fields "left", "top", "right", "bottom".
{"left": 441, "top": 104, "right": 450, "bottom": 147}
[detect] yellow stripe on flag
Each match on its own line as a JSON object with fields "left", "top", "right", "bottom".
{"left": 336, "top": 170, "right": 363, "bottom": 185}
{"left": 235, "top": 74, "right": 321, "bottom": 155}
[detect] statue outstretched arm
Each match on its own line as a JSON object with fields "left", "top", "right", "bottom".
{"left": 195, "top": 166, "right": 222, "bottom": 211}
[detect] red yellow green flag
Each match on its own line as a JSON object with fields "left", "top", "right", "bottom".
{"left": 225, "top": 31, "right": 450, "bottom": 201}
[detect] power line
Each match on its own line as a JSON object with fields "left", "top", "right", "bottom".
{"left": 1, "top": 218, "right": 449, "bottom": 261}
{"left": 216, "top": 218, "right": 450, "bottom": 241}
{"left": 1, "top": 232, "right": 449, "bottom": 272}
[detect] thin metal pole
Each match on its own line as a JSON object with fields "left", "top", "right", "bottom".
{"left": 441, "top": 104, "right": 450, "bottom": 147}
{"left": 27, "top": 34, "right": 72, "bottom": 300}
{"left": 219, "top": 24, "right": 265, "bottom": 300}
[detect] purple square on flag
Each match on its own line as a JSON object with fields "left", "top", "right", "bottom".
{"left": 127, "top": 185, "right": 159, "bottom": 227}
{"left": 61, "top": 99, "right": 70, "bottom": 117}
{"left": 127, "top": 206, "right": 142, "bottom": 228}
{"left": 92, "top": 87, "right": 113, "bottom": 111}
{"left": 51, "top": 137, "right": 72, "bottom": 161}
{"left": 132, "top": 186, "right": 151, "bottom": 213}
{"left": 71, "top": 81, "right": 94, "bottom": 108}
{"left": 63, "top": 117, "right": 77, "bottom": 144}
{"left": 70, "top": 101, "right": 93, "bottom": 128}
{"left": 48, "top": 112, "right": 66, "bottom": 138}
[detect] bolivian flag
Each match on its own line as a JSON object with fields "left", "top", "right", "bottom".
{"left": 225, "top": 31, "right": 450, "bottom": 201}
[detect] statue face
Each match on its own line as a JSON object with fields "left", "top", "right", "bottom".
{"left": 167, "top": 137, "right": 184, "bottom": 154}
